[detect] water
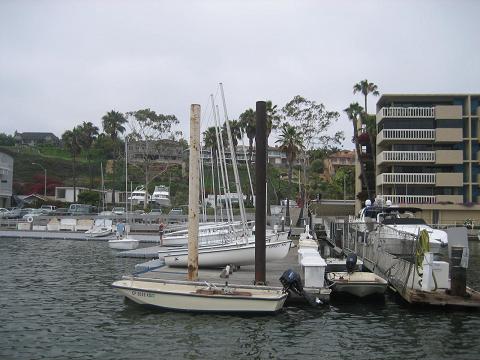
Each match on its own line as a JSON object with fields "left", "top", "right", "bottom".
{"left": 1, "top": 238, "right": 479, "bottom": 360}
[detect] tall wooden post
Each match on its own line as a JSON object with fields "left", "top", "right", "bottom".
{"left": 188, "top": 104, "right": 200, "bottom": 281}
{"left": 255, "top": 101, "right": 267, "bottom": 285}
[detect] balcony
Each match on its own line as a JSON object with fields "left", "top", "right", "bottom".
{"left": 377, "top": 151, "right": 435, "bottom": 165}
{"left": 378, "top": 194, "right": 437, "bottom": 205}
{"left": 377, "top": 173, "right": 436, "bottom": 186}
{"left": 377, "top": 129, "right": 435, "bottom": 144}
{"left": 377, "top": 107, "right": 435, "bottom": 123}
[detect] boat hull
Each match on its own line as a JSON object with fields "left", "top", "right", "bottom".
{"left": 112, "top": 279, "right": 287, "bottom": 313}
{"left": 108, "top": 238, "right": 140, "bottom": 250}
{"left": 164, "top": 237, "right": 291, "bottom": 267}
{"left": 85, "top": 228, "right": 112, "bottom": 238}
{"left": 327, "top": 272, "right": 388, "bottom": 298}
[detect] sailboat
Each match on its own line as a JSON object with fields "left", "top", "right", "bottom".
{"left": 112, "top": 101, "right": 288, "bottom": 313}
{"left": 108, "top": 137, "right": 140, "bottom": 250}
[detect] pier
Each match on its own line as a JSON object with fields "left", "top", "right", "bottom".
{"left": 323, "top": 216, "right": 480, "bottom": 308}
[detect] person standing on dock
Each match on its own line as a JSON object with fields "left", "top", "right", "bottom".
{"left": 159, "top": 221, "right": 165, "bottom": 246}
{"left": 116, "top": 222, "right": 125, "bottom": 239}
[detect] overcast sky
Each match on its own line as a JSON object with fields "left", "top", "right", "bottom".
{"left": 1, "top": 0, "right": 479, "bottom": 149}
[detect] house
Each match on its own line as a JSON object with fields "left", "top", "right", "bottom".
{"left": 14, "top": 132, "right": 60, "bottom": 146}
{"left": 0, "top": 150, "right": 13, "bottom": 207}
{"left": 323, "top": 150, "right": 355, "bottom": 180}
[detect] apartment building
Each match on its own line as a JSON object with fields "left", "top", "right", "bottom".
{"left": 375, "top": 94, "right": 480, "bottom": 224}
{"left": 323, "top": 150, "right": 355, "bottom": 181}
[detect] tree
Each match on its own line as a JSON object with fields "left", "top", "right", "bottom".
{"left": 276, "top": 123, "right": 304, "bottom": 224}
{"left": 238, "top": 109, "right": 256, "bottom": 163}
{"left": 0, "top": 133, "right": 15, "bottom": 146}
{"left": 102, "top": 110, "right": 127, "bottom": 205}
{"left": 353, "top": 80, "right": 380, "bottom": 167}
{"left": 281, "top": 95, "right": 343, "bottom": 225}
{"left": 62, "top": 127, "right": 82, "bottom": 201}
{"left": 222, "top": 120, "right": 242, "bottom": 151}
{"left": 344, "top": 102, "right": 371, "bottom": 200}
{"left": 266, "top": 100, "right": 281, "bottom": 138}
{"left": 77, "top": 121, "right": 99, "bottom": 189}
{"left": 126, "top": 108, "right": 180, "bottom": 209}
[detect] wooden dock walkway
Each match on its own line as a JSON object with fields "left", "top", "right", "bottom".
{"left": 134, "top": 246, "right": 331, "bottom": 302}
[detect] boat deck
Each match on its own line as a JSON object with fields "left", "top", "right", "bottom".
{"left": 135, "top": 246, "right": 331, "bottom": 301}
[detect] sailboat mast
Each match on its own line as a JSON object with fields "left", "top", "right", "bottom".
{"left": 125, "top": 136, "right": 129, "bottom": 234}
{"left": 219, "top": 83, "right": 247, "bottom": 235}
{"left": 210, "top": 148, "right": 217, "bottom": 222}
{"left": 188, "top": 104, "right": 201, "bottom": 281}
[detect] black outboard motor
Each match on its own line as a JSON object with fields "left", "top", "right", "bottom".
{"left": 279, "top": 269, "right": 321, "bottom": 306}
{"left": 280, "top": 269, "right": 304, "bottom": 295}
{"left": 346, "top": 253, "right": 357, "bottom": 274}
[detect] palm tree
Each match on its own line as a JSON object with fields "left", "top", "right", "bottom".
{"left": 344, "top": 102, "right": 371, "bottom": 200}
{"left": 276, "top": 123, "right": 304, "bottom": 224}
{"left": 77, "top": 121, "right": 99, "bottom": 189}
{"left": 62, "top": 127, "right": 82, "bottom": 202}
{"left": 102, "top": 110, "right": 127, "bottom": 206}
{"left": 353, "top": 80, "right": 380, "bottom": 167}
{"left": 266, "top": 100, "right": 281, "bottom": 138}
{"left": 238, "top": 109, "right": 256, "bottom": 163}
{"left": 222, "top": 120, "right": 242, "bottom": 155}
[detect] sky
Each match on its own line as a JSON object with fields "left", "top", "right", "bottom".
{"left": 1, "top": 0, "right": 479, "bottom": 149}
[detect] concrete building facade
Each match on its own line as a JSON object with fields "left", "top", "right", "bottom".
{"left": 0, "top": 151, "right": 13, "bottom": 207}
{"left": 375, "top": 94, "right": 480, "bottom": 224}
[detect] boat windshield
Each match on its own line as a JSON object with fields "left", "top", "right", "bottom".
{"left": 382, "top": 218, "right": 427, "bottom": 225}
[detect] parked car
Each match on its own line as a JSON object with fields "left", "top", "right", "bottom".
{"left": 112, "top": 207, "right": 125, "bottom": 215}
{"left": 40, "top": 205, "right": 57, "bottom": 214}
{"left": 5, "top": 208, "right": 21, "bottom": 219}
{"left": 53, "top": 208, "right": 69, "bottom": 216}
{"left": 0, "top": 208, "right": 10, "bottom": 218}
{"left": 168, "top": 208, "right": 183, "bottom": 216}
{"left": 150, "top": 208, "right": 163, "bottom": 215}
{"left": 68, "top": 204, "right": 96, "bottom": 215}
{"left": 22, "top": 209, "right": 44, "bottom": 220}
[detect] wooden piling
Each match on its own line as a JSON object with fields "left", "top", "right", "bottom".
{"left": 187, "top": 104, "right": 200, "bottom": 281}
{"left": 255, "top": 101, "right": 267, "bottom": 285}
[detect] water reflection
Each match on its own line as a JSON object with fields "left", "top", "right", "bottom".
{"left": 0, "top": 237, "right": 479, "bottom": 360}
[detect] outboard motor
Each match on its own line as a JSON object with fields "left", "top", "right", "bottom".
{"left": 280, "top": 269, "right": 303, "bottom": 295}
{"left": 346, "top": 253, "right": 357, "bottom": 274}
{"left": 279, "top": 269, "right": 322, "bottom": 306}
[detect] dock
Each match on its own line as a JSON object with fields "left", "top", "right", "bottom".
{"left": 132, "top": 246, "right": 331, "bottom": 304}
{"left": 323, "top": 217, "right": 480, "bottom": 308}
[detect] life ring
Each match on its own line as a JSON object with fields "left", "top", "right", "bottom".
{"left": 26, "top": 216, "right": 34, "bottom": 223}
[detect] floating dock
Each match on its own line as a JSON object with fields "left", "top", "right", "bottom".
{"left": 324, "top": 217, "right": 480, "bottom": 308}
{"left": 132, "top": 246, "right": 331, "bottom": 304}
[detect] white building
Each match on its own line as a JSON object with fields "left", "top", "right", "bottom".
{"left": 0, "top": 151, "right": 13, "bottom": 207}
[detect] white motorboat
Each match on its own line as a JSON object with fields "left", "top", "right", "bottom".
{"left": 112, "top": 278, "right": 287, "bottom": 313}
{"left": 164, "top": 235, "right": 291, "bottom": 268}
{"left": 128, "top": 186, "right": 151, "bottom": 205}
{"left": 151, "top": 185, "right": 171, "bottom": 207}
{"left": 85, "top": 219, "right": 113, "bottom": 238}
{"left": 327, "top": 271, "right": 388, "bottom": 297}
{"left": 352, "top": 205, "right": 448, "bottom": 254}
{"left": 108, "top": 236, "right": 140, "bottom": 250}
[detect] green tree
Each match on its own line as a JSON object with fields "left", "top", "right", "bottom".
{"left": 344, "top": 102, "right": 371, "bottom": 200}
{"left": 78, "top": 190, "right": 101, "bottom": 206}
{"left": 238, "top": 108, "right": 256, "bottom": 163}
{"left": 282, "top": 95, "right": 343, "bottom": 224}
{"left": 62, "top": 127, "right": 82, "bottom": 201}
{"left": 276, "top": 123, "right": 304, "bottom": 224}
{"left": 102, "top": 110, "right": 127, "bottom": 205}
{"left": 0, "top": 133, "right": 15, "bottom": 146}
{"left": 353, "top": 80, "right": 380, "bottom": 167}
{"left": 77, "top": 121, "right": 99, "bottom": 189}
{"left": 126, "top": 108, "right": 180, "bottom": 209}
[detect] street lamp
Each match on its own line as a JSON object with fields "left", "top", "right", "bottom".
{"left": 32, "top": 162, "right": 47, "bottom": 197}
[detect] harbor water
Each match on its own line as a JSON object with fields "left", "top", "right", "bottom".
{"left": 1, "top": 237, "right": 480, "bottom": 360}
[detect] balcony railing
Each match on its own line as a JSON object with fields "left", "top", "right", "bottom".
{"left": 377, "top": 129, "right": 435, "bottom": 143}
{"left": 377, "top": 173, "right": 436, "bottom": 185}
{"left": 377, "top": 151, "right": 436, "bottom": 164}
{"left": 378, "top": 195, "right": 437, "bottom": 205}
{"left": 378, "top": 107, "right": 435, "bottom": 118}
